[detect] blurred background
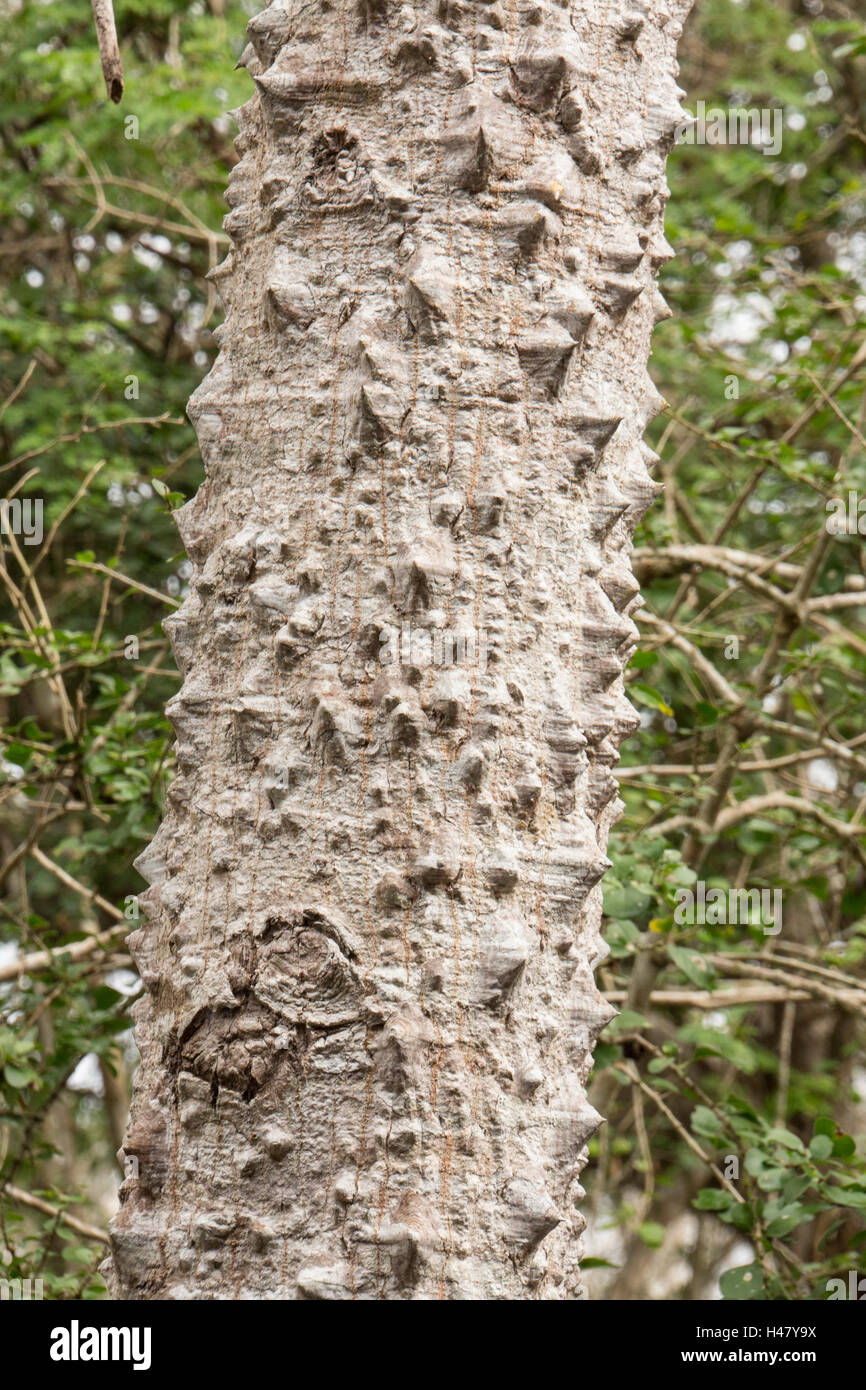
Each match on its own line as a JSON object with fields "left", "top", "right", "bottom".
{"left": 0, "top": 0, "right": 864, "bottom": 1300}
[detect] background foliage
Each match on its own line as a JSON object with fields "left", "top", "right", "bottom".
{"left": 0, "top": 0, "right": 864, "bottom": 1300}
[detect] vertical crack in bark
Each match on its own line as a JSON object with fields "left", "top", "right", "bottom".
{"left": 107, "top": 0, "right": 693, "bottom": 1300}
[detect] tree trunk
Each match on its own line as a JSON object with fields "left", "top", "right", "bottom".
{"left": 107, "top": 0, "right": 692, "bottom": 1300}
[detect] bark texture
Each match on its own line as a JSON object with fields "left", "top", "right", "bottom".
{"left": 107, "top": 0, "right": 692, "bottom": 1300}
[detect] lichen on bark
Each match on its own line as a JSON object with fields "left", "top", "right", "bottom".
{"left": 107, "top": 0, "right": 693, "bottom": 1300}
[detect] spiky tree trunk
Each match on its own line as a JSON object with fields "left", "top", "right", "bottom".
{"left": 107, "top": 0, "right": 691, "bottom": 1301}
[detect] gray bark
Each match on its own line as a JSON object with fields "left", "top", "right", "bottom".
{"left": 107, "top": 0, "right": 692, "bottom": 1300}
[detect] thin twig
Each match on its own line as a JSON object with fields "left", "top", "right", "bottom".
{"left": 3, "top": 1183, "right": 108, "bottom": 1245}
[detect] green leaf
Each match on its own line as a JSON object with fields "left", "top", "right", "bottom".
{"left": 605, "top": 1010, "right": 649, "bottom": 1036}
{"left": 692, "top": 1105, "right": 726, "bottom": 1140}
{"left": 833, "top": 1134, "right": 856, "bottom": 1160}
{"left": 668, "top": 944, "right": 717, "bottom": 990}
{"left": 686, "top": 1026, "right": 758, "bottom": 1073}
{"left": 720, "top": 1263, "right": 764, "bottom": 1301}
{"left": 647, "top": 1057, "right": 671, "bottom": 1074}
{"left": 694, "top": 700, "right": 720, "bottom": 727}
{"left": 694, "top": 1188, "right": 735, "bottom": 1212}
{"left": 779, "top": 1175, "right": 811, "bottom": 1204}
{"left": 765, "top": 1204, "right": 809, "bottom": 1238}
{"left": 668, "top": 865, "right": 698, "bottom": 886}
{"left": 822, "top": 1185, "right": 866, "bottom": 1213}
{"left": 630, "top": 682, "right": 674, "bottom": 717}
{"left": 605, "top": 919, "right": 641, "bottom": 957}
{"left": 603, "top": 883, "right": 653, "bottom": 919}
{"left": 744, "top": 1148, "right": 769, "bottom": 1176}
{"left": 756, "top": 1168, "right": 788, "bottom": 1193}
{"left": 3, "top": 1064, "right": 34, "bottom": 1088}
{"left": 809, "top": 1134, "right": 834, "bottom": 1161}
{"left": 637, "top": 1221, "right": 666, "bottom": 1249}
{"left": 766, "top": 1127, "right": 805, "bottom": 1152}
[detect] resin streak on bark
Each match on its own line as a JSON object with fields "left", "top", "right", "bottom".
{"left": 108, "top": 0, "right": 692, "bottom": 1300}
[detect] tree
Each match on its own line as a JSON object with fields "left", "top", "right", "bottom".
{"left": 3, "top": 0, "right": 865, "bottom": 1308}
{"left": 104, "top": 0, "right": 694, "bottom": 1300}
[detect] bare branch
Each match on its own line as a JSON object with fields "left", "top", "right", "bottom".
{"left": 90, "top": 0, "right": 124, "bottom": 104}
{"left": 3, "top": 1182, "right": 108, "bottom": 1244}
